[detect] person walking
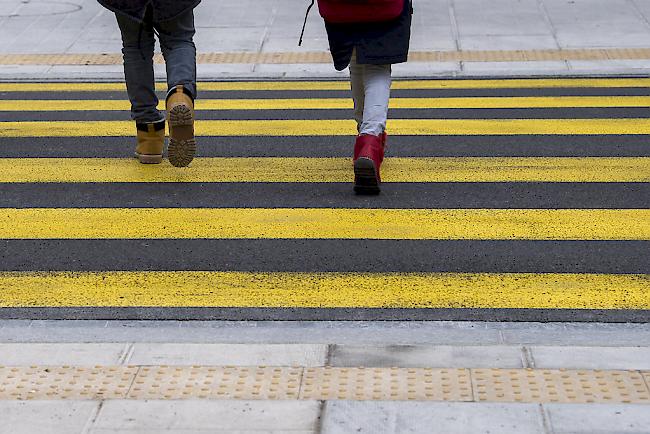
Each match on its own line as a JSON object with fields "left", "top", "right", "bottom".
{"left": 98, "top": 0, "right": 200, "bottom": 167}
{"left": 310, "top": 0, "right": 412, "bottom": 194}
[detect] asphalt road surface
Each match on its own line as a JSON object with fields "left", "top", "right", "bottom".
{"left": 0, "top": 78, "right": 648, "bottom": 321}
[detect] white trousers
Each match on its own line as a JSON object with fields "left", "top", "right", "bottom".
{"left": 349, "top": 50, "right": 392, "bottom": 136}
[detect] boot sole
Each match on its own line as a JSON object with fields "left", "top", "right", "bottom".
{"left": 134, "top": 152, "right": 163, "bottom": 164}
{"left": 353, "top": 157, "right": 381, "bottom": 195}
{"left": 168, "top": 104, "right": 196, "bottom": 168}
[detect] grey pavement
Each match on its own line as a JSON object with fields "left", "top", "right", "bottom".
{"left": 3, "top": 320, "right": 650, "bottom": 346}
{"left": 90, "top": 400, "right": 322, "bottom": 434}
{"left": 0, "top": 400, "right": 321, "bottom": 434}
{"left": 2, "top": 322, "right": 650, "bottom": 372}
{"left": 1, "top": 322, "right": 650, "bottom": 433}
{"left": 321, "top": 402, "right": 547, "bottom": 434}
{"left": 5, "top": 400, "right": 650, "bottom": 434}
{"left": 3, "top": 342, "right": 650, "bottom": 370}
{"left": 320, "top": 402, "right": 650, "bottom": 434}
{"left": 2, "top": 0, "right": 650, "bottom": 79}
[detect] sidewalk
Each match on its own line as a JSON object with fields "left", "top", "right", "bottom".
{"left": 1, "top": 321, "right": 650, "bottom": 434}
{"left": 2, "top": 0, "right": 650, "bottom": 79}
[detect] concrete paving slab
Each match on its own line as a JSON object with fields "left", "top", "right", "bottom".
{"left": 543, "top": 0, "right": 650, "bottom": 48}
{"left": 459, "top": 35, "right": 559, "bottom": 51}
{"left": 393, "top": 61, "right": 461, "bottom": 76}
{"left": 90, "top": 430, "right": 314, "bottom": 434}
{"left": 127, "top": 343, "right": 328, "bottom": 366}
{"left": 4, "top": 322, "right": 650, "bottom": 346}
{"left": 0, "top": 323, "right": 496, "bottom": 344}
{"left": 556, "top": 28, "right": 650, "bottom": 49}
{"left": 0, "top": 320, "right": 32, "bottom": 328}
{"left": 266, "top": 14, "right": 325, "bottom": 39}
{"left": 329, "top": 345, "right": 525, "bottom": 368}
{"left": 196, "top": 27, "right": 267, "bottom": 53}
{"left": 410, "top": 0, "right": 456, "bottom": 51}
{"left": 252, "top": 63, "right": 348, "bottom": 79}
{"left": 530, "top": 346, "right": 650, "bottom": 370}
{"left": 500, "top": 323, "right": 650, "bottom": 346}
{"left": 632, "top": 0, "right": 650, "bottom": 22}
{"left": 461, "top": 61, "right": 570, "bottom": 75}
{"left": 106, "top": 321, "right": 182, "bottom": 329}
{"left": 0, "top": 401, "right": 98, "bottom": 434}
{"left": 91, "top": 400, "right": 320, "bottom": 432}
{"left": 454, "top": 0, "right": 553, "bottom": 36}
{"left": 0, "top": 65, "right": 52, "bottom": 80}
{"left": 0, "top": 3, "right": 87, "bottom": 54}
{"left": 568, "top": 60, "right": 650, "bottom": 72}
{"left": 545, "top": 403, "right": 650, "bottom": 434}
{"left": 175, "top": 321, "right": 502, "bottom": 346}
{"left": 409, "top": 33, "right": 457, "bottom": 52}
{"left": 260, "top": 37, "right": 328, "bottom": 52}
{"left": 0, "top": 343, "right": 128, "bottom": 366}
{"left": 45, "top": 65, "right": 126, "bottom": 80}
{"left": 321, "top": 401, "right": 545, "bottom": 434}
{"left": 64, "top": 9, "right": 122, "bottom": 54}
{"left": 0, "top": 327, "right": 105, "bottom": 343}
{"left": 31, "top": 320, "right": 109, "bottom": 328}
{"left": 198, "top": 64, "right": 258, "bottom": 79}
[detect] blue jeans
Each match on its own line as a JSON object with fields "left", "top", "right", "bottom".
{"left": 116, "top": 7, "right": 197, "bottom": 123}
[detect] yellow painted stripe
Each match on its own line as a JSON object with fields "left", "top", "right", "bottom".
{"left": 0, "top": 157, "right": 647, "bottom": 183}
{"left": 1, "top": 78, "right": 650, "bottom": 92}
{"left": 0, "top": 271, "right": 648, "bottom": 309}
{"left": 4, "top": 96, "right": 650, "bottom": 111}
{"left": 0, "top": 208, "right": 648, "bottom": 240}
{"left": 4, "top": 118, "right": 650, "bottom": 137}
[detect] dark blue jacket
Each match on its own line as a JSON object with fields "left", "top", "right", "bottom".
{"left": 98, "top": 0, "right": 201, "bottom": 23}
{"left": 324, "top": 0, "right": 412, "bottom": 70}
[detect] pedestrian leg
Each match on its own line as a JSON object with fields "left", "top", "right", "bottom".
{"left": 116, "top": 9, "right": 162, "bottom": 123}
{"left": 157, "top": 9, "right": 197, "bottom": 99}
{"left": 359, "top": 63, "right": 392, "bottom": 136}
{"left": 116, "top": 7, "right": 165, "bottom": 164}
{"left": 352, "top": 61, "right": 392, "bottom": 194}
{"left": 157, "top": 9, "right": 197, "bottom": 167}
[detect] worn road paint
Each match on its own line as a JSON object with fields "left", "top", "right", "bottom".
{"left": 0, "top": 271, "right": 648, "bottom": 309}
{"left": 4, "top": 118, "right": 650, "bottom": 137}
{"left": 0, "top": 157, "right": 647, "bottom": 183}
{"left": 5, "top": 96, "right": 650, "bottom": 111}
{"left": 0, "top": 208, "right": 648, "bottom": 240}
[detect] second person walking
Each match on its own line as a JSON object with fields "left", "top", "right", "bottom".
{"left": 98, "top": 0, "right": 200, "bottom": 167}
{"left": 317, "top": 0, "right": 413, "bottom": 194}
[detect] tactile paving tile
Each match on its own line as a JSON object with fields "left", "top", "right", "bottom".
{"left": 126, "top": 366, "right": 303, "bottom": 400}
{"left": 0, "top": 366, "right": 137, "bottom": 400}
{"left": 2, "top": 366, "right": 650, "bottom": 403}
{"left": 472, "top": 369, "right": 650, "bottom": 404}
{"left": 2, "top": 48, "right": 650, "bottom": 65}
{"left": 299, "top": 368, "right": 473, "bottom": 401}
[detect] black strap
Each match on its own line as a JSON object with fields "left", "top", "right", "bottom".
{"left": 136, "top": 119, "right": 166, "bottom": 132}
{"left": 299, "top": 0, "right": 316, "bottom": 47}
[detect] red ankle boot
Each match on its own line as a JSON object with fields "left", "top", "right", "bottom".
{"left": 381, "top": 131, "right": 388, "bottom": 148}
{"left": 353, "top": 133, "right": 385, "bottom": 194}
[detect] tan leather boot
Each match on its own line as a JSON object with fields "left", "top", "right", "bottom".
{"left": 135, "top": 120, "right": 165, "bottom": 164}
{"left": 166, "top": 85, "right": 196, "bottom": 167}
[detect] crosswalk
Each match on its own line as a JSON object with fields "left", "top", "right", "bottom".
{"left": 0, "top": 78, "right": 649, "bottom": 321}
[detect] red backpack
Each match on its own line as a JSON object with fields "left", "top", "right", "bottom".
{"left": 299, "top": 0, "right": 404, "bottom": 45}
{"left": 317, "top": 0, "right": 405, "bottom": 23}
